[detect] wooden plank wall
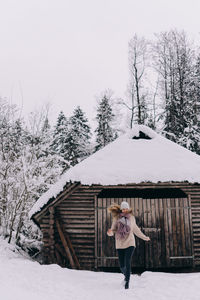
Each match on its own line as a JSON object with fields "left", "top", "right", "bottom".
{"left": 98, "top": 182, "right": 200, "bottom": 268}
{"left": 163, "top": 197, "right": 193, "bottom": 268}
{"left": 40, "top": 214, "right": 51, "bottom": 263}
{"left": 38, "top": 182, "right": 200, "bottom": 269}
{"left": 96, "top": 196, "right": 193, "bottom": 269}
{"left": 186, "top": 187, "right": 200, "bottom": 266}
{"left": 55, "top": 185, "right": 101, "bottom": 269}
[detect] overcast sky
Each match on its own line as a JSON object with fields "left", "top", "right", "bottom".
{"left": 1, "top": 0, "right": 200, "bottom": 126}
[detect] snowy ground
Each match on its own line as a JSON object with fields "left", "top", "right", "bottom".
{"left": 1, "top": 239, "right": 200, "bottom": 300}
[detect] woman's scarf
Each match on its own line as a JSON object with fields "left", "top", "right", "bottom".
{"left": 116, "top": 212, "right": 131, "bottom": 240}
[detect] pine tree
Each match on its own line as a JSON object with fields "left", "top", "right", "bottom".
{"left": 95, "top": 95, "right": 116, "bottom": 151}
{"left": 9, "top": 119, "right": 24, "bottom": 159}
{"left": 69, "top": 106, "right": 91, "bottom": 163}
{"left": 51, "top": 109, "right": 92, "bottom": 169}
{"left": 50, "top": 111, "right": 70, "bottom": 171}
{"left": 181, "top": 54, "right": 200, "bottom": 154}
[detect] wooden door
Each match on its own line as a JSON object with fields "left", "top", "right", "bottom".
{"left": 142, "top": 198, "right": 162, "bottom": 268}
{"left": 95, "top": 197, "right": 145, "bottom": 268}
{"left": 95, "top": 196, "right": 194, "bottom": 269}
{"left": 164, "top": 197, "right": 194, "bottom": 267}
{"left": 95, "top": 197, "right": 119, "bottom": 268}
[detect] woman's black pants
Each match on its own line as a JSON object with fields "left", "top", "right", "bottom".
{"left": 117, "top": 246, "right": 135, "bottom": 283}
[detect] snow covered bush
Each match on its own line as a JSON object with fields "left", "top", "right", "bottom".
{"left": 0, "top": 100, "right": 62, "bottom": 257}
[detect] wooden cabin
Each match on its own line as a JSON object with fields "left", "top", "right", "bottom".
{"left": 30, "top": 125, "right": 200, "bottom": 271}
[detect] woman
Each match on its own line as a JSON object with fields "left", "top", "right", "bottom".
{"left": 107, "top": 201, "right": 150, "bottom": 289}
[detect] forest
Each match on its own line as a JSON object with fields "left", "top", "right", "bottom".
{"left": 1, "top": 29, "right": 200, "bottom": 256}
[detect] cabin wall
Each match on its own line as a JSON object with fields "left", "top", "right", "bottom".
{"left": 181, "top": 185, "right": 200, "bottom": 267}
{"left": 122, "top": 182, "right": 200, "bottom": 267}
{"left": 39, "top": 185, "right": 101, "bottom": 269}
{"left": 37, "top": 182, "right": 200, "bottom": 270}
{"left": 96, "top": 196, "right": 194, "bottom": 269}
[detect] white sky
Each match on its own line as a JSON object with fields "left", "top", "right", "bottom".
{"left": 1, "top": 0, "right": 200, "bottom": 126}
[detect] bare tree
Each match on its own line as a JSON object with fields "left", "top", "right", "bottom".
{"left": 153, "top": 30, "right": 195, "bottom": 140}
{"left": 117, "top": 34, "right": 159, "bottom": 129}
{"left": 117, "top": 35, "right": 152, "bottom": 128}
{"left": 128, "top": 34, "right": 149, "bottom": 125}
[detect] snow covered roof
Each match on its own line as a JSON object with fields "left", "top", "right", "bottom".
{"left": 29, "top": 125, "right": 200, "bottom": 218}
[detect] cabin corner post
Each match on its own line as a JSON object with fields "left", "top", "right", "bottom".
{"left": 188, "top": 194, "right": 195, "bottom": 268}
{"left": 94, "top": 195, "right": 98, "bottom": 270}
{"left": 49, "top": 206, "right": 55, "bottom": 263}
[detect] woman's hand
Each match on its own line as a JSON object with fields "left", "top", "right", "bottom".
{"left": 145, "top": 236, "right": 150, "bottom": 242}
{"left": 107, "top": 228, "right": 113, "bottom": 236}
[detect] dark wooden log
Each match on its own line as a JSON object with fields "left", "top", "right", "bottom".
{"left": 55, "top": 219, "right": 76, "bottom": 269}
{"left": 56, "top": 218, "right": 81, "bottom": 270}
{"left": 55, "top": 242, "right": 67, "bottom": 258}
{"left": 49, "top": 207, "right": 55, "bottom": 263}
{"left": 35, "top": 182, "right": 81, "bottom": 221}
{"left": 55, "top": 248, "right": 62, "bottom": 266}
{"left": 64, "top": 232, "right": 81, "bottom": 270}
{"left": 94, "top": 195, "right": 98, "bottom": 269}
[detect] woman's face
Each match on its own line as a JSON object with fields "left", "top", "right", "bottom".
{"left": 122, "top": 208, "right": 129, "bottom": 213}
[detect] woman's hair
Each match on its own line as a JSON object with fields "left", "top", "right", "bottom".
{"left": 107, "top": 203, "right": 133, "bottom": 217}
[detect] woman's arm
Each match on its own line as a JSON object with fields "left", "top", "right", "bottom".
{"left": 132, "top": 216, "right": 150, "bottom": 241}
{"left": 107, "top": 217, "right": 117, "bottom": 236}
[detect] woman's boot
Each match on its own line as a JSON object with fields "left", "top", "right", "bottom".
{"left": 125, "top": 281, "right": 129, "bottom": 289}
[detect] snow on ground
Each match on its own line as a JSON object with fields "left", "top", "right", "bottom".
{"left": 1, "top": 238, "right": 200, "bottom": 300}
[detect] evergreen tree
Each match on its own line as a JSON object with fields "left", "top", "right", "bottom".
{"left": 51, "top": 108, "right": 92, "bottom": 168}
{"left": 69, "top": 106, "right": 91, "bottom": 163}
{"left": 181, "top": 54, "right": 200, "bottom": 154}
{"left": 9, "top": 119, "right": 24, "bottom": 159}
{"left": 50, "top": 111, "right": 70, "bottom": 171}
{"left": 95, "top": 95, "right": 116, "bottom": 151}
